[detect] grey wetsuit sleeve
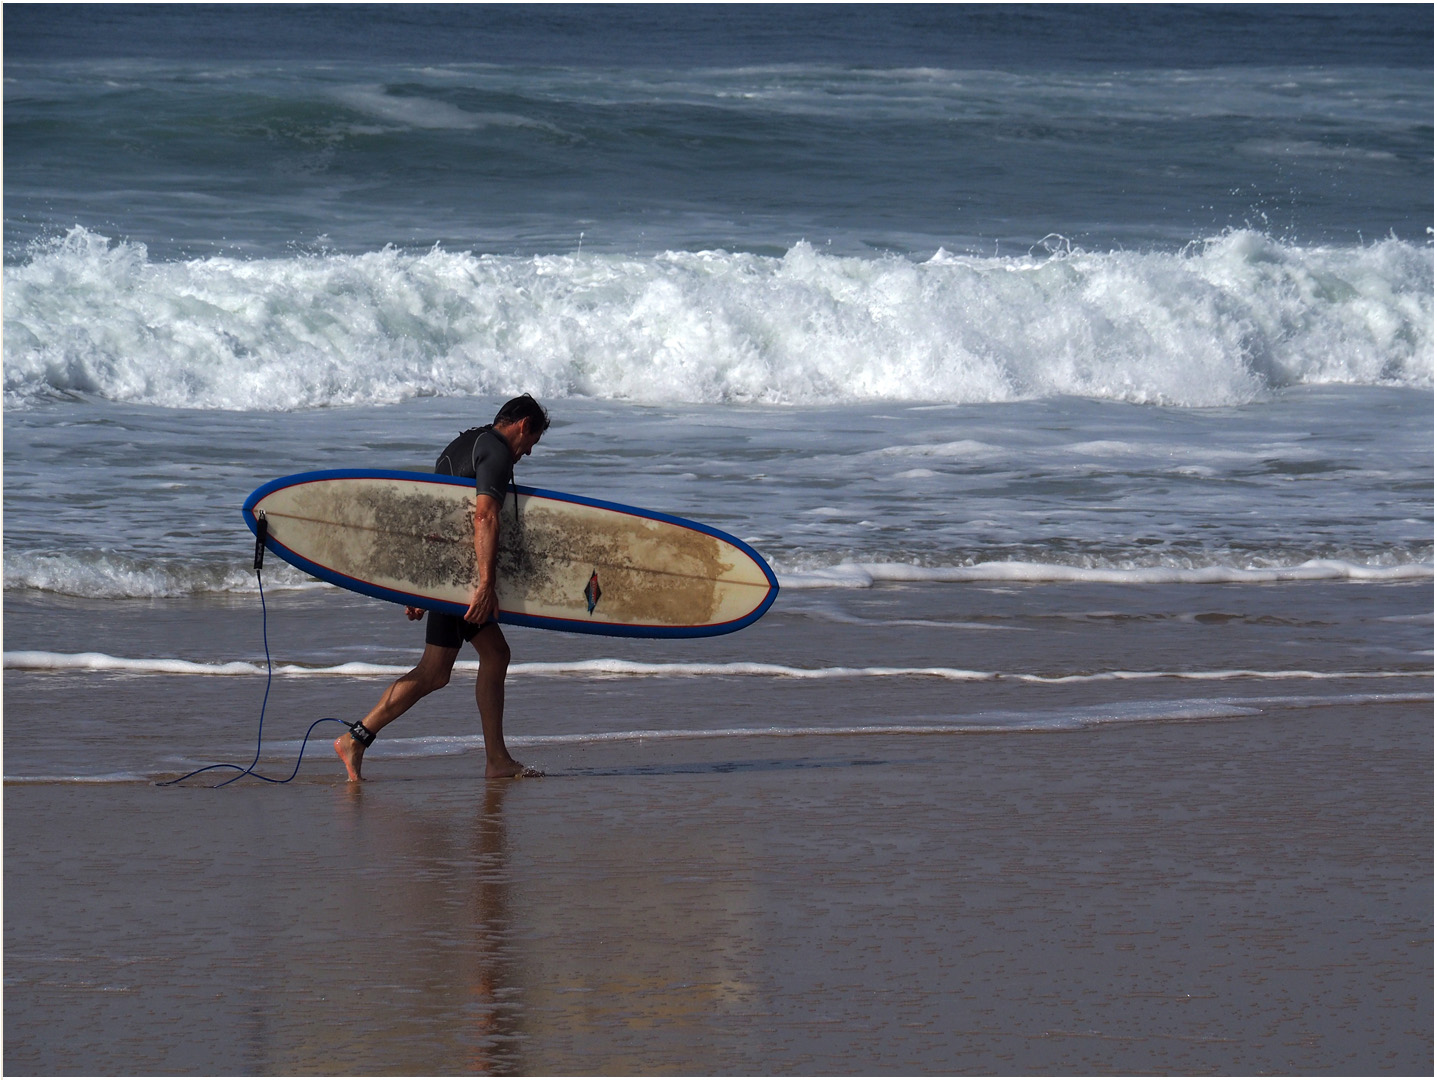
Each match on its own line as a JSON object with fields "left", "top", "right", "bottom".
{"left": 470, "top": 430, "right": 513, "bottom": 504}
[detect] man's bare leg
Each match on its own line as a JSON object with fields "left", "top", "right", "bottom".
{"left": 471, "top": 623, "right": 535, "bottom": 778}
{"left": 334, "top": 643, "right": 460, "bottom": 781}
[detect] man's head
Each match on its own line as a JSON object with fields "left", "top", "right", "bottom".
{"left": 492, "top": 394, "right": 550, "bottom": 461}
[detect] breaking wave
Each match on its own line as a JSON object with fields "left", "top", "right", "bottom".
{"left": 5, "top": 226, "right": 1431, "bottom": 411}
{"left": 3, "top": 550, "right": 1429, "bottom": 601}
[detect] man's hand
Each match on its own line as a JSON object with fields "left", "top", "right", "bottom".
{"left": 464, "top": 583, "right": 497, "bottom": 624}
{"left": 404, "top": 606, "right": 425, "bottom": 621}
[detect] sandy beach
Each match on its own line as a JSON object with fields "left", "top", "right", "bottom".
{"left": 5, "top": 580, "right": 1432, "bottom": 1074}
{"left": 6, "top": 6, "right": 1433, "bottom": 1075}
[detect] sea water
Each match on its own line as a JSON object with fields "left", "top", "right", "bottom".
{"left": 3, "top": 6, "right": 1432, "bottom": 774}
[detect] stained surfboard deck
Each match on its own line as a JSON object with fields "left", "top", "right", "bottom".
{"left": 241, "top": 469, "right": 779, "bottom": 638}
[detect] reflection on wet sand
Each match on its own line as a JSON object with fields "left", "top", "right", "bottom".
{"left": 511, "top": 803, "right": 761, "bottom": 1073}
{"left": 466, "top": 782, "right": 522, "bottom": 1075}
{"left": 242, "top": 779, "right": 531, "bottom": 1075}
{"left": 312, "top": 775, "right": 766, "bottom": 1073}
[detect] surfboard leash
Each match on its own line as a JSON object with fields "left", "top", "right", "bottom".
{"left": 158, "top": 512, "right": 358, "bottom": 788}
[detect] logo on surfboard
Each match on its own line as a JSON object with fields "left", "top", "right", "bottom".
{"left": 583, "top": 570, "right": 602, "bottom": 615}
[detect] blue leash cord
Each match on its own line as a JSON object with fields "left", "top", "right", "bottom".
{"left": 159, "top": 565, "right": 349, "bottom": 788}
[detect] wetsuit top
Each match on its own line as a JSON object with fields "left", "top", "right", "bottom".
{"left": 435, "top": 425, "right": 514, "bottom": 506}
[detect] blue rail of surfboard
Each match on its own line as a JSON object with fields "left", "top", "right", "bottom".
{"left": 241, "top": 469, "right": 779, "bottom": 639}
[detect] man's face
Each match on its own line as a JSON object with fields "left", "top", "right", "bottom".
{"left": 511, "top": 420, "right": 542, "bottom": 461}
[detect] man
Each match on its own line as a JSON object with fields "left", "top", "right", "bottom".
{"left": 334, "top": 394, "right": 550, "bottom": 782}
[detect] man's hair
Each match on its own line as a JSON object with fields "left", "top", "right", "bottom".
{"left": 493, "top": 393, "right": 550, "bottom": 434}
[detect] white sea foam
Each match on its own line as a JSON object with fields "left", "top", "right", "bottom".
{"left": 5, "top": 227, "right": 1430, "bottom": 411}
{"left": 6, "top": 650, "right": 1426, "bottom": 684}
{"left": 776, "top": 559, "right": 1435, "bottom": 589}
{"left": 3, "top": 550, "right": 1427, "bottom": 601}
{"left": 2, "top": 772, "right": 154, "bottom": 785}
{"left": 0, "top": 552, "right": 317, "bottom": 599}
{"left": 332, "top": 84, "right": 565, "bottom": 133}
{"left": 239, "top": 691, "right": 1437, "bottom": 762}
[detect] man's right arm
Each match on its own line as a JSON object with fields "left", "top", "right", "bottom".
{"left": 464, "top": 492, "right": 503, "bottom": 624}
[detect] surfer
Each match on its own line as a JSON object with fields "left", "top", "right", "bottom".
{"left": 334, "top": 394, "right": 551, "bottom": 781}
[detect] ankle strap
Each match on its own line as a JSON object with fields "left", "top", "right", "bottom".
{"left": 347, "top": 720, "right": 376, "bottom": 747}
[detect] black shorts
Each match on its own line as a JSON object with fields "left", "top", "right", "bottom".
{"left": 424, "top": 611, "right": 495, "bottom": 650}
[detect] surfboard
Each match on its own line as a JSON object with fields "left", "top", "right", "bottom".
{"left": 241, "top": 470, "right": 779, "bottom": 638}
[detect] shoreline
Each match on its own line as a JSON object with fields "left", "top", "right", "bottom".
{"left": 5, "top": 579, "right": 1431, "bottom": 1071}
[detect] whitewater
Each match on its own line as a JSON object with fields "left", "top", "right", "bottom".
{"left": 5, "top": 226, "right": 1431, "bottom": 412}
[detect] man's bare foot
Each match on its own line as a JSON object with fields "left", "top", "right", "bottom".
{"left": 334, "top": 734, "right": 365, "bottom": 782}
{"left": 486, "top": 758, "right": 543, "bottom": 779}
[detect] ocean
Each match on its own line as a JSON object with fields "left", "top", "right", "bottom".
{"left": 4, "top": 5, "right": 1432, "bottom": 1074}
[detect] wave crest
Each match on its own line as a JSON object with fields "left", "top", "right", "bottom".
{"left": 5, "top": 227, "right": 1431, "bottom": 410}
{"left": 1, "top": 551, "right": 314, "bottom": 599}
{"left": 5, "top": 550, "right": 1428, "bottom": 601}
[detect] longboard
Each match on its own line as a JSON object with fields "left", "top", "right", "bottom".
{"left": 242, "top": 470, "right": 778, "bottom": 638}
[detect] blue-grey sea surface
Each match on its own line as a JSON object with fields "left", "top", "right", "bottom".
{"left": 4, "top": 1, "right": 1430, "bottom": 678}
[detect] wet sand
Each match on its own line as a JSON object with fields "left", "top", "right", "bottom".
{"left": 4, "top": 711, "right": 1431, "bottom": 1073}
{"left": 4, "top": 581, "right": 1433, "bottom": 1073}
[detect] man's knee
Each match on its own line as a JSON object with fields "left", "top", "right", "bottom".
{"left": 414, "top": 667, "right": 451, "bottom": 694}
{"left": 411, "top": 646, "right": 459, "bottom": 693}
{"left": 474, "top": 626, "right": 511, "bottom": 670}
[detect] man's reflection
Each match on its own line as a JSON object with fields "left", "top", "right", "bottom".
{"left": 468, "top": 780, "right": 522, "bottom": 1074}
